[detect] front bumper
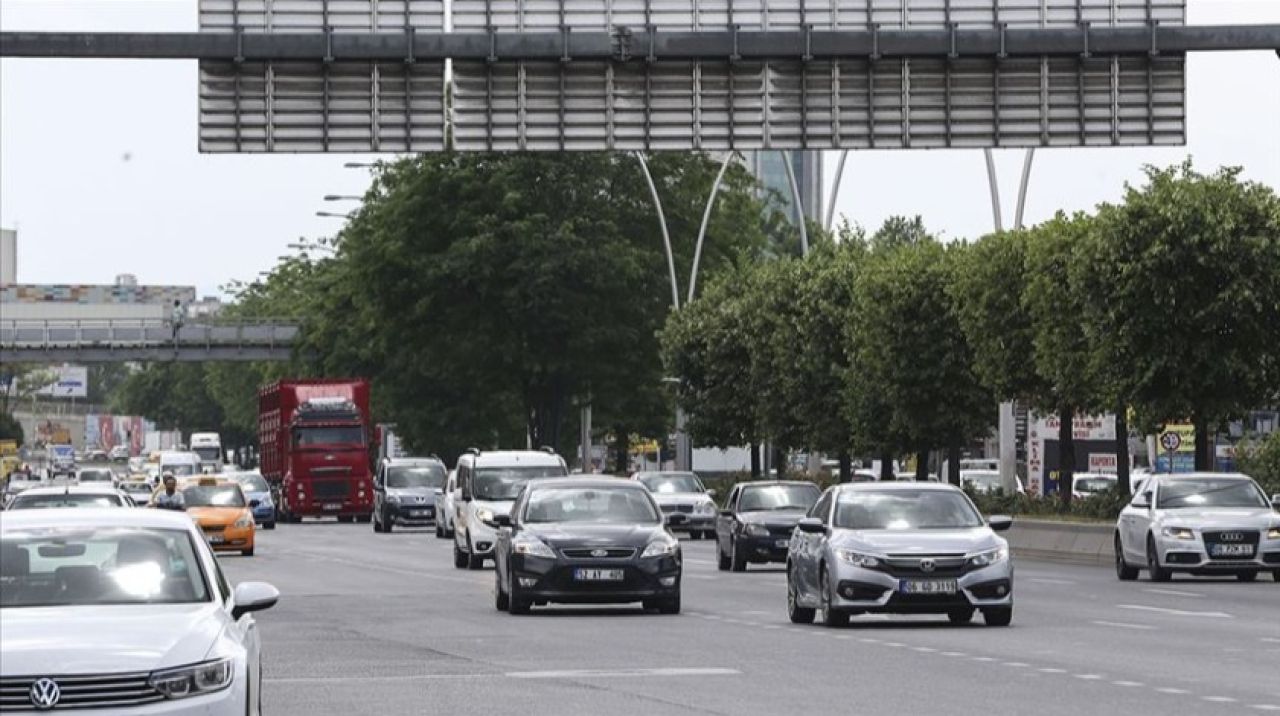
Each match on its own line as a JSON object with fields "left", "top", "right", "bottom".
{"left": 203, "top": 526, "right": 255, "bottom": 552}
{"left": 736, "top": 534, "right": 793, "bottom": 563}
{"left": 252, "top": 505, "right": 276, "bottom": 523}
{"left": 0, "top": 673, "right": 248, "bottom": 715}
{"left": 1155, "top": 532, "right": 1280, "bottom": 574}
{"left": 828, "top": 561, "right": 1014, "bottom": 614}
{"left": 510, "top": 554, "right": 682, "bottom": 604}
{"left": 467, "top": 520, "right": 498, "bottom": 555}
{"left": 387, "top": 502, "right": 436, "bottom": 526}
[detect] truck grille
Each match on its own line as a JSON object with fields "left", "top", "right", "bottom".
{"left": 0, "top": 672, "right": 165, "bottom": 710}
{"left": 311, "top": 480, "right": 349, "bottom": 499}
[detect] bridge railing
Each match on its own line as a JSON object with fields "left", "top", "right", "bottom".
{"left": 0, "top": 318, "right": 301, "bottom": 350}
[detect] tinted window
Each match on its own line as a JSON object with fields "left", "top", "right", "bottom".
{"left": 294, "top": 426, "right": 363, "bottom": 446}
{"left": 738, "top": 484, "right": 820, "bottom": 512}
{"left": 0, "top": 527, "right": 210, "bottom": 608}
{"left": 637, "top": 473, "right": 703, "bottom": 494}
{"left": 473, "top": 466, "right": 567, "bottom": 500}
{"left": 1157, "top": 479, "right": 1267, "bottom": 509}
{"left": 524, "top": 487, "right": 659, "bottom": 524}
{"left": 9, "top": 493, "right": 126, "bottom": 510}
{"left": 835, "top": 490, "right": 984, "bottom": 530}
{"left": 387, "top": 464, "right": 446, "bottom": 489}
{"left": 181, "top": 485, "right": 246, "bottom": 508}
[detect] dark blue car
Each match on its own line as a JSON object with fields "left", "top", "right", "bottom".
{"left": 229, "top": 470, "right": 276, "bottom": 529}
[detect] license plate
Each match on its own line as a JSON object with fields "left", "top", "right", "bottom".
{"left": 207, "top": 534, "right": 225, "bottom": 544}
{"left": 412, "top": 509, "right": 433, "bottom": 518}
{"left": 574, "top": 569, "right": 624, "bottom": 582}
{"left": 323, "top": 502, "right": 342, "bottom": 511}
{"left": 1210, "top": 543, "right": 1254, "bottom": 557}
{"left": 775, "top": 539, "right": 790, "bottom": 549}
{"left": 899, "top": 579, "right": 957, "bottom": 595}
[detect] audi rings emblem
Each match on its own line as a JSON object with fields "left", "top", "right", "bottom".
{"left": 1219, "top": 532, "right": 1244, "bottom": 542}
{"left": 919, "top": 558, "right": 937, "bottom": 573}
{"left": 29, "top": 678, "right": 61, "bottom": 710}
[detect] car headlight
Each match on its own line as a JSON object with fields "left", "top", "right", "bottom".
{"left": 743, "top": 523, "right": 770, "bottom": 537}
{"left": 387, "top": 494, "right": 401, "bottom": 504}
{"left": 475, "top": 507, "right": 495, "bottom": 524}
{"left": 1267, "top": 527, "right": 1280, "bottom": 540}
{"left": 642, "top": 539, "right": 679, "bottom": 559}
{"left": 696, "top": 501, "right": 716, "bottom": 515}
{"left": 967, "top": 546, "right": 1009, "bottom": 568}
{"left": 1161, "top": 526, "right": 1195, "bottom": 541}
{"left": 234, "top": 513, "right": 253, "bottom": 529}
{"left": 512, "top": 536, "right": 556, "bottom": 559}
{"left": 149, "top": 658, "right": 233, "bottom": 699}
{"left": 835, "top": 549, "right": 881, "bottom": 569}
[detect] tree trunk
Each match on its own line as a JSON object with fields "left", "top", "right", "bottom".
{"left": 1058, "top": 407, "right": 1075, "bottom": 506}
{"left": 879, "top": 450, "right": 893, "bottom": 481}
{"left": 947, "top": 441, "right": 961, "bottom": 486}
{"left": 1115, "top": 404, "right": 1130, "bottom": 495}
{"left": 838, "top": 451, "right": 852, "bottom": 484}
{"left": 773, "top": 446, "right": 787, "bottom": 479}
{"left": 749, "top": 442, "right": 761, "bottom": 478}
{"left": 915, "top": 446, "right": 928, "bottom": 482}
{"left": 612, "top": 429, "right": 629, "bottom": 475}
{"left": 1193, "top": 414, "right": 1212, "bottom": 471}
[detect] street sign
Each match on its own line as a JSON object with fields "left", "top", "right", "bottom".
{"left": 1159, "top": 431, "right": 1182, "bottom": 453}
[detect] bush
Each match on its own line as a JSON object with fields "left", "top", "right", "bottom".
{"left": 967, "top": 488, "right": 1129, "bottom": 522}
{"left": 1238, "top": 432, "right": 1280, "bottom": 496}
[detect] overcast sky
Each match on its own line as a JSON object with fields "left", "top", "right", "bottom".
{"left": 1, "top": 0, "right": 1277, "bottom": 298}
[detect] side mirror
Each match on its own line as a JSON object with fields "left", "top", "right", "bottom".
{"left": 249, "top": 499, "right": 261, "bottom": 508}
{"left": 797, "top": 517, "right": 826, "bottom": 534}
{"left": 987, "top": 515, "right": 1013, "bottom": 532}
{"left": 706, "top": 489, "right": 717, "bottom": 498}
{"left": 492, "top": 513, "right": 513, "bottom": 529}
{"left": 230, "top": 581, "right": 279, "bottom": 620}
{"left": 1271, "top": 494, "right": 1280, "bottom": 509}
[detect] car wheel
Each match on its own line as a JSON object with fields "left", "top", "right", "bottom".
{"left": 337, "top": 515, "right": 354, "bottom": 524}
{"left": 982, "top": 606, "right": 1013, "bottom": 627}
{"left": 730, "top": 539, "right": 747, "bottom": 572}
{"left": 241, "top": 547, "right": 254, "bottom": 557}
{"left": 263, "top": 522, "right": 275, "bottom": 530}
{"left": 717, "top": 541, "right": 731, "bottom": 571}
{"left": 1114, "top": 534, "right": 1138, "bottom": 581}
{"left": 435, "top": 521, "right": 444, "bottom": 538}
{"left": 372, "top": 514, "right": 383, "bottom": 533}
{"left": 1273, "top": 570, "right": 1280, "bottom": 583}
{"left": 453, "top": 540, "right": 468, "bottom": 569}
{"left": 357, "top": 514, "right": 372, "bottom": 524}
{"left": 947, "top": 608, "right": 975, "bottom": 625}
{"left": 508, "top": 579, "right": 532, "bottom": 615}
{"left": 467, "top": 538, "right": 485, "bottom": 570}
{"left": 820, "top": 567, "right": 847, "bottom": 628}
{"left": 787, "top": 566, "right": 815, "bottom": 624}
{"left": 657, "top": 594, "right": 681, "bottom": 615}
{"left": 494, "top": 570, "right": 510, "bottom": 611}
{"left": 383, "top": 510, "right": 394, "bottom": 534}
{"left": 1146, "top": 535, "right": 1172, "bottom": 582}
{"left": 1236, "top": 570, "right": 1258, "bottom": 583}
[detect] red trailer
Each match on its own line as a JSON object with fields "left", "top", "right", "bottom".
{"left": 259, "top": 379, "right": 375, "bottom": 523}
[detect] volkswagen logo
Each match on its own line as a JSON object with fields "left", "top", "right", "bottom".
{"left": 590, "top": 548, "right": 609, "bottom": 558}
{"left": 415, "top": 496, "right": 427, "bottom": 503}
{"left": 1219, "top": 532, "right": 1245, "bottom": 542}
{"left": 29, "top": 678, "right": 60, "bottom": 710}
{"left": 919, "top": 558, "right": 937, "bottom": 573}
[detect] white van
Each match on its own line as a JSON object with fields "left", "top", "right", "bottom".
{"left": 452, "top": 449, "right": 568, "bottom": 569}
{"left": 158, "top": 451, "right": 202, "bottom": 480}
{"left": 189, "top": 433, "right": 223, "bottom": 470}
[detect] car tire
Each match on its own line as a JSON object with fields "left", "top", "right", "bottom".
{"left": 494, "top": 571, "right": 510, "bottom": 611}
{"left": 337, "top": 515, "right": 354, "bottom": 524}
{"left": 1272, "top": 570, "right": 1280, "bottom": 582}
{"left": 820, "top": 568, "right": 847, "bottom": 628}
{"left": 787, "top": 567, "right": 815, "bottom": 624}
{"left": 357, "top": 514, "right": 372, "bottom": 524}
{"left": 508, "top": 580, "right": 532, "bottom": 615}
{"left": 1236, "top": 570, "right": 1258, "bottom": 583}
{"left": 467, "top": 539, "right": 485, "bottom": 570}
{"left": 717, "top": 542, "right": 731, "bottom": 572}
{"left": 453, "top": 540, "right": 468, "bottom": 569}
{"left": 1115, "top": 535, "right": 1139, "bottom": 581}
{"left": 383, "top": 510, "right": 394, "bottom": 534}
{"left": 372, "top": 514, "right": 383, "bottom": 533}
{"left": 947, "top": 608, "right": 975, "bottom": 625}
{"left": 730, "top": 540, "right": 747, "bottom": 572}
{"left": 657, "top": 594, "right": 681, "bottom": 615}
{"left": 1146, "top": 535, "right": 1172, "bottom": 582}
{"left": 241, "top": 547, "right": 254, "bottom": 557}
{"left": 436, "top": 521, "right": 444, "bottom": 538}
{"left": 982, "top": 606, "right": 1013, "bottom": 627}
{"left": 263, "top": 522, "right": 275, "bottom": 530}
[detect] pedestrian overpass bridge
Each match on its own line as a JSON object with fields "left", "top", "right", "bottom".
{"left": 0, "top": 318, "right": 300, "bottom": 362}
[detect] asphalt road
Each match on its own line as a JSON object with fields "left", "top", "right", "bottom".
{"left": 221, "top": 522, "right": 1280, "bottom": 716}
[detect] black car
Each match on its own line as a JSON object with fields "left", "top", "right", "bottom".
{"left": 716, "top": 480, "right": 822, "bottom": 572}
{"left": 493, "top": 477, "right": 682, "bottom": 615}
{"left": 372, "top": 457, "right": 448, "bottom": 533}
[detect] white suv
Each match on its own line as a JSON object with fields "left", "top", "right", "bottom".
{"left": 452, "top": 449, "right": 568, "bottom": 569}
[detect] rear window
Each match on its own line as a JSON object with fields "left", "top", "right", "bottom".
{"left": 181, "top": 485, "right": 246, "bottom": 508}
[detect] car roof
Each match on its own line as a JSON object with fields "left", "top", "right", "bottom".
{"left": 0, "top": 507, "right": 195, "bottom": 532}
{"left": 17, "top": 484, "right": 124, "bottom": 497}
{"left": 1149, "top": 472, "right": 1253, "bottom": 482}
{"left": 469, "top": 450, "right": 565, "bottom": 468}
{"left": 527, "top": 476, "right": 642, "bottom": 490}
{"left": 633, "top": 471, "right": 698, "bottom": 478}
{"left": 835, "top": 481, "right": 962, "bottom": 493}
{"left": 384, "top": 457, "right": 444, "bottom": 466}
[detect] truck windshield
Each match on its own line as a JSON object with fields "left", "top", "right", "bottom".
{"left": 192, "top": 447, "right": 221, "bottom": 462}
{"left": 294, "top": 426, "right": 364, "bottom": 446}
{"left": 473, "top": 466, "right": 567, "bottom": 501}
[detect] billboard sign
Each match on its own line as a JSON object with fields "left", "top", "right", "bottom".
{"left": 34, "top": 366, "right": 89, "bottom": 398}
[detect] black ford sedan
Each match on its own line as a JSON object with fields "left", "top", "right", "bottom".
{"left": 493, "top": 477, "right": 682, "bottom": 614}
{"left": 716, "top": 480, "right": 822, "bottom": 571}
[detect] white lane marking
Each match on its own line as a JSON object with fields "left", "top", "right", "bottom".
{"left": 269, "top": 674, "right": 482, "bottom": 684}
{"left": 1143, "top": 588, "right": 1204, "bottom": 598}
{"left": 1028, "top": 577, "right": 1076, "bottom": 585}
{"left": 1112, "top": 681, "right": 1144, "bottom": 687}
{"left": 1250, "top": 705, "right": 1280, "bottom": 711}
{"left": 1092, "top": 620, "right": 1155, "bottom": 631}
{"left": 1038, "top": 668, "right": 1067, "bottom": 674}
{"left": 1002, "top": 662, "right": 1029, "bottom": 668}
{"left": 1117, "top": 604, "right": 1232, "bottom": 619}
{"left": 1073, "top": 674, "right": 1103, "bottom": 680}
{"left": 682, "top": 559, "right": 717, "bottom": 566}
{"left": 1260, "top": 637, "right": 1280, "bottom": 644}
{"left": 884, "top": 642, "right": 905, "bottom": 648}
{"left": 507, "top": 668, "right": 741, "bottom": 679}
{"left": 941, "top": 652, "right": 967, "bottom": 657}
{"left": 1156, "top": 688, "right": 1190, "bottom": 695}
{"left": 912, "top": 647, "right": 937, "bottom": 653}
{"left": 971, "top": 657, "right": 997, "bottom": 663}
{"left": 859, "top": 638, "right": 880, "bottom": 644}
{"left": 1203, "top": 696, "right": 1238, "bottom": 704}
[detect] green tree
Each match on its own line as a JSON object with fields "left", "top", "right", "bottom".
{"left": 1237, "top": 431, "right": 1280, "bottom": 496}
{"left": 1084, "top": 162, "right": 1280, "bottom": 470}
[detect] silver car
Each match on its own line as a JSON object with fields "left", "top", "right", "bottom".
{"left": 632, "top": 471, "right": 718, "bottom": 539}
{"left": 1115, "top": 472, "right": 1280, "bottom": 583}
{"left": 786, "top": 482, "right": 1014, "bottom": 627}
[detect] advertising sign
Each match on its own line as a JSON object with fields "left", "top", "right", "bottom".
{"left": 34, "top": 366, "right": 88, "bottom": 398}
{"left": 1027, "top": 412, "right": 1118, "bottom": 495}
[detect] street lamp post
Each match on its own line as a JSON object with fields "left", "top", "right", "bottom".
{"left": 662, "top": 377, "right": 690, "bottom": 472}
{"left": 315, "top": 211, "right": 354, "bottom": 220}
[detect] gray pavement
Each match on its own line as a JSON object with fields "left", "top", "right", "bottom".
{"left": 220, "top": 522, "right": 1280, "bottom": 715}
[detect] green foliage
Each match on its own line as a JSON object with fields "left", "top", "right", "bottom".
{"left": 111, "top": 363, "right": 253, "bottom": 446}
{"left": 1238, "top": 432, "right": 1280, "bottom": 496}
{"left": 0, "top": 412, "right": 23, "bottom": 444}
{"left": 967, "top": 488, "right": 1130, "bottom": 521}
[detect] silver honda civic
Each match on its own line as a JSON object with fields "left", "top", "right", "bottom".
{"left": 786, "top": 482, "right": 1014, "bottom": 627}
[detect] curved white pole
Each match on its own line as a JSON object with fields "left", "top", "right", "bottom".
{"left": 1013, "top": 148, "right": 1036, "bottom": 230}
{"left": 781, "top": 151, "right": 809, "bottom": 255}
{"left": 635, "top": 152, "right": 680, "bottom": 309}
{"left": 983, "top": 148, "right": 1004, "bottom": 232}
{"left": 824, "top": 149, "right": 850, "bottom": 232}
{"left": 687, "top": 152, "right": 735, "bottom": 303}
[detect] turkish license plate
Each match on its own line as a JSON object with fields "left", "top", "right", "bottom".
{"left": 574, "top": 569, "right": 624, "bottom": 582}
{"left": 412, "top": 509, "right": 433, "bottom": 518}
{"left": 207, "top": 534, "right": 225, "bottom": 544}
{"left": 1210, "top": 543, "right": 1254, "bottom": 557}
{"left": 899, "top": 579, "right": 958, "bottom": 595}
{"left": 775, "top": 539, "right": 790, "bottom": 549}
{"left": 323, "top": 502, "right": 342, "bottom": 511}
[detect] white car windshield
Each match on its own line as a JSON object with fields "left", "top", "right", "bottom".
{"left": 473, "top": 466, "right": 567, "bottom": 500}
{"left": 9, "top": 493, "right": 127, "bottom": 510}
{"left": 524, "top": 487, "right": 659, "bottom": 524}
{"left": 638, "top": 473, "right": 703, "bottom": 493}
{"left": 835, "top": 490, "right": 985, "bottom": 530}
{"left": 1157, "top": 479, "right": 1268, "bottom": 509}
{"left": 0, "top": 527, "right": 210, "bottom": 608}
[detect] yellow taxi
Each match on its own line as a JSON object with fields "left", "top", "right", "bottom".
{"left": 154, "top": 477, "right": 257, "bottom": 556}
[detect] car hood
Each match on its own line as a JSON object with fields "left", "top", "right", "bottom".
{"left": 387, "top": 487, "right": 438, "bottom": 501}
{"left": 738, "top": 509, "right": 809, "bottom": 528}
{"left": 1157, "top": 507, "right": 1278, "bottom": 528}
{"left": 650, "top": 492, "right": 710, "bottom": 505}
{"left": 522, "top": 523, "right": 664, "bottom": 549}
{"left": 0, "top": 603, "right": 224, "bottom": 676}
{"left": 187, "top": 506, "right": 248, "bottom": 526}
{"left": 834, "top": 527, "right": 1000, "bottom": 555}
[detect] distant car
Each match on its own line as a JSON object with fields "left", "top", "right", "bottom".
{"left": 76, "top": 467, "right": 117, "bottom": 487}
{"left": 895, "top": 471, "right": 940, "bottom": 482}
{"left": 0, "top": 508, "right": 278, "bottom": 712}
{"left": 716, "top": 481, "right": 822, "bottom": 572}
{"left": 960, "top": 469, "right": 1026, "bottom": 495}
{"left": 436, "top": 469, "right": 458, "bottom": 539}
{"left": 6, "top": 484, "right": 132, "bottom": 510}
{"left": 960, "top": 458, "right": 1000, "bottom": 471}
{"left": 109, "top": 445, "right": 131, "bottom": 462}
{"left": 492, "top": 477, "right": 682, "bottom": 614}
{"left": 86, "top": 449, "right": 110, "bottom": 463}
{"left": 373, "top": 457, "right": 447, "bottom": 533}
{"left": 48, "top": 445, "right": 76, "bottom": 477}
{"left": 1072, "top": 473, "right": 1119, "bottom": 499}
{"left": 227, "top": 471, "right": 276, "bottom": 529}
{"left": 1115, "top": 472, "right": 1280, "bottom": 583}
{"left": 3, "top": 470, "right": 43, "bottom": 504}
{"left": 787, "top": 482, "right": 1014, "bottom": 627}
{"left": 454, "top": 449, "right": 569, "bottom": 569}
{"left": 632, "top": 471, "right": 717, "bottom": 539}
{"left": 118, "top": 478, "right": 156, "bottom": 507}
{"left": 159, "top": 478, "right": 258, "bottom": 556}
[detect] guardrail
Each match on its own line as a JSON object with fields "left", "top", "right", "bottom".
{"left": 0, "top": 318, "right": 301, "bottom": 363}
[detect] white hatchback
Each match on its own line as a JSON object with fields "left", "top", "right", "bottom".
{"left": 0, "top": 509, "right": 278, "bottom": 713}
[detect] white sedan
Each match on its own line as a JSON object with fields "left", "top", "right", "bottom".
{"left": 0, "top": 509, "right": 278, "bottom": 713}
{"left": 1115, "top": 472, "right": 1280, "bottom": 583}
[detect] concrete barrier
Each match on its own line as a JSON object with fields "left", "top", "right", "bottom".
{"left": 1006, "top": 518, "right": 1115, "bottom": 566}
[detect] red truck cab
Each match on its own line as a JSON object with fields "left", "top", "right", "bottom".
{"left": 259, "top": 379, "right": 375, "bottom": 523}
